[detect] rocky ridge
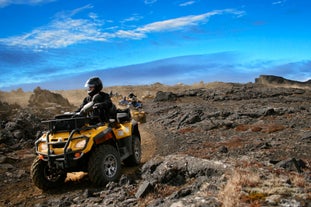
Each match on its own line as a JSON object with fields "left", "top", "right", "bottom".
{"left": 255, "top": 75, "right": 311, "bottom": 88}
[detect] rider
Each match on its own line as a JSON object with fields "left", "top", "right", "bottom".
{"left": 128, "top": 92, "right": 142, "bottom": 108}
{"left": 76, "top": 77, "right": 116, "bottom": 123}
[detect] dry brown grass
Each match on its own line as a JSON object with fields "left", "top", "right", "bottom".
{"left": 219, "top": 169, "right": 262, "bottom": 207}
{"left": 137, "top": 184, "right": 185, "bottom": 207}
{"left": 218, "top": 164, "right": 311, "bottom": 207}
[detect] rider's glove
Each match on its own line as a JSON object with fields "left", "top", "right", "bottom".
{"left": 72, "top": 112, "right": 83, "bottom": 118}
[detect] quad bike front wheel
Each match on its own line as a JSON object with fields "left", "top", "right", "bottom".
{"left": 88, "top": 144, "right": 121, "bottom": 186}
{"left": 123, "top": 135, "right": 141, "bottom": 166}
{"left": 30, "top": 157, "right": 67, "bottom": 190}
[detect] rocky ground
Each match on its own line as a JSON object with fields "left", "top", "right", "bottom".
{"left": 0, "top": 78, "right": 311, "bottom": 206}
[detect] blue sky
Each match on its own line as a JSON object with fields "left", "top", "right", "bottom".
{"left": 0, "top": 0, "right": 310, "bottom": 91}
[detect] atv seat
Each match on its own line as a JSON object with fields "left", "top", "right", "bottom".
{"left": 116, "top": 108, "right": 131, "bottom": 123}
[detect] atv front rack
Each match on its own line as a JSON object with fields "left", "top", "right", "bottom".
{"left": 38, "top": 115, "right": 100, "bottom": 168}
{"left": 42, "top": 115, "right": 90, "bottom": 133}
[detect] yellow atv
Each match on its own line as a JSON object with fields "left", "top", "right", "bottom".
{"left": 30, "top": 105, "right": 141, "bottom": 190}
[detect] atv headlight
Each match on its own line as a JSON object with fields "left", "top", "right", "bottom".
{"left": 74, "top": 139, "right": 87, "bottom": 149}
{"left": 38, "top": 142, "right": 48, "bottom": 152}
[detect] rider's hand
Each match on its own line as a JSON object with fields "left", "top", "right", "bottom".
{"left": 72, "top": 112, "right": 82, "bottom": 118}
{"left": 93, "top": 103, "right": 103, "bottom": 109}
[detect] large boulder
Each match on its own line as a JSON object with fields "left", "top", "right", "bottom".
{"left": 28, "top": 87, "right": 74, "bottom": 110}
{"left": 153, "top": 91, "right": 177, "bottom": 102}
{"left": 141, "top": 154, "right": 227, "bottom": 185}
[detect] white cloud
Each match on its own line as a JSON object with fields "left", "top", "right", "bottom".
{"left": 113, "top": 9, "right": 244, "bottom": 40}
{"left": 272, "top": 0, "right": 286, "bottom": 5}
{"left": 136, "top": 9, "right": 245, "bottom": 33}
{"left": 0, "top": 8, "right": 245, "bottom": 50}
{"left": 0, "top": 0, "right": 56, "bottom": 8}
{"left": 144, "top": 0, "right": 157, "bottom": 5}
{"left": 0, "top": 17, "right": 108, "bottom": 50}
{"left": 122, "top": 14, "right": 143, "bottom": 23}
{"left": 113, "top": 30, "right": 145, "bottom": 39}
{"left": 0, "top": 5, "right": 109, "bottom": 50}
{"left": 179, "top": 1, "right": 196, "bottom": 7}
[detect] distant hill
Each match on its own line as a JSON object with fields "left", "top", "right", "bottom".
{"left": 255, "top": 75, "right": 311, "bottom": 88}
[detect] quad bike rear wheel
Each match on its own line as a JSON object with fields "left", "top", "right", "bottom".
{"left": 123, "top": 135, "right": 141, "bottom": 166}
{"left": 88, "top": 144, "right": 121, "bottom": 186}
{"left": 30, "top": 157, "right": 67, "bottom": 190}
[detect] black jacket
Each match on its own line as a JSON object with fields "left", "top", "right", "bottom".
{"left": 76, "top": 91, "right": 115, "bottom": 122}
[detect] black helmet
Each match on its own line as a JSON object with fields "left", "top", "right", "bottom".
{"left": 84, "top": 77, "right": 103, "bottom": 96}
{"left": 128, "top": 93, "right": 135, "bottom": 98}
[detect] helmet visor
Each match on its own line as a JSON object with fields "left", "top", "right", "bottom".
{"left": 85, "top": 83, "right": 95, "bottom": 88}
{"left": 85, "top": 83, "right": 95, "bottom": 94}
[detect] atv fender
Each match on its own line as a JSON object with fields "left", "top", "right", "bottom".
{"left": 131, "top": 119, "right": 141, "bottom": 139}
{"left": 93, "top": 127, "right": 114, "bottom": 145}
